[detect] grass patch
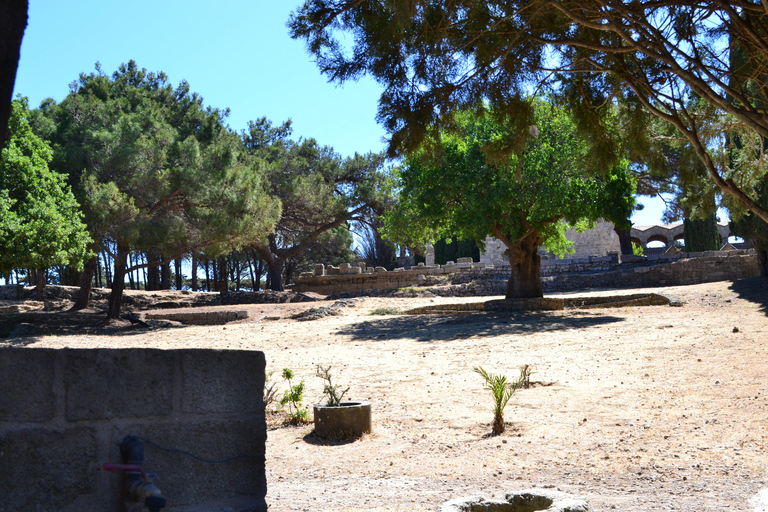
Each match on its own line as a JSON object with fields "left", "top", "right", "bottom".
{"left": 370, "top": 307, "right": 402, "bottom": 316}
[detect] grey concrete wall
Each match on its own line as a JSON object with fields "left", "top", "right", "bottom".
{"left": 0, "top": 348, "right": 266, "bottom": 512}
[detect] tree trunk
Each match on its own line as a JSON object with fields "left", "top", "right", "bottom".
{"left": 614, "top": 226, "right": 633, "bottom": 255}
{"left": 267, "top": 258, "right": 285, "bottom": 291}
{"left": 102, "top": 250, "right": 112, "bottom": 287}
{"left": 504, "top": 232, "right": 543, "bottom": 299}
{"left": 72, "top": 255, "right": 98, "bottom": 310}
{"left": 175, "top": 257, "right": 183, "bottom": 290}
{"left": 160, "top": 259, "right": 171, "bottom": 290}
{"left": 0, "top": 0, "right": 28, "bottom": 146}
{"left": 34, "top": 268, "right": 44, "bottom": 300}
{"left": 753, "top": 243, "right": 768, "bottom": 278}
{"left": 191, "top": 253, "right": 198, "bottom": 291}
{"left": 217, "top": 255, "right": 228, "bottom": 293}
{"left": 106, "top": 243, "right": 129, "bottom": 319}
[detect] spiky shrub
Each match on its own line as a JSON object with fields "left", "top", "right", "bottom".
{"left": 473, "top": 366, "right": 524, "bottom": 435}
{"left": 316, "top": 365, "right": 350, "bottom": 406}
{"left": 279, "top": 368, "right": 309, "bottom": 424}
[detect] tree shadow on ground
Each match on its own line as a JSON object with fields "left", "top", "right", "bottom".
{"left": 729, "top": 277, "right": 768, "bottom": 316}
{"left": 0, "top": 310, "right": 180, "bottom": 345}
{"left": 338, "top": 311, "right": 624, "bottom": 343}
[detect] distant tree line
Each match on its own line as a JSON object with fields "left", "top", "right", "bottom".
{"left": 1, "top": 61, "right": 393, "bottom": 317}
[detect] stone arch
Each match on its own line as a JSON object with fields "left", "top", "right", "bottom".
{"left": 646, "top": 234, "right": 669, "bottom": 247}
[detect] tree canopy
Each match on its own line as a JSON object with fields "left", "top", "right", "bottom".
{"left": 384, "top": 101, "right": 635, "bottom": 298}
{"left": 38, "top": 62, "right": 280, "bottom": 317}
{"left": 0, "top": 98, "right": 91, "bottom": 289}
{"left": 242, "top": 117, "right": 388, "bottom": 290}
{"left": 289, "top": 1, "right": 768, "bottom": 224}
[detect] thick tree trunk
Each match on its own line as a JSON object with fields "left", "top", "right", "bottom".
{"left": 72, "top": 255, "right": 98, "bottom": 310}
{"left": 0, "top": 0, "right": 27, "bottom": 146}
{"left": 504, "top": 232, "right": 543, "bottom": 299}
{"left": 267, "top": 259, "right": 285, "bottom": 291}
{"left": 106, "top": 244, "right": 129, "bottom": 319}
{"left": 614, "top": 226, "right": 633, "bottom": 255}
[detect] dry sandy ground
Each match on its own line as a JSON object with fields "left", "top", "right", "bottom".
{"left": 13, "top": 278, "right": 768, "bottom": 511}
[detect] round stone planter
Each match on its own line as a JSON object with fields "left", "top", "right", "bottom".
{"left": 313, "top": 401, "right": 372, "bottom": 439}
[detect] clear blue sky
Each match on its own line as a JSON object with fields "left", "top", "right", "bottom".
{"left": 13, "top": 0, "right": 670, "bottom": 226}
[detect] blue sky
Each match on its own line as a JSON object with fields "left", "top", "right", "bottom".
{"left": 13, "top": 0, "right": 669, "bottom": 225}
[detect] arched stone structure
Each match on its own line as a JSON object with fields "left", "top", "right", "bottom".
{"left": 631, "top": 221, "right": 731, "bottom": 249}
{"left": 646, "top": 234, "right": 670, "bottom": 247}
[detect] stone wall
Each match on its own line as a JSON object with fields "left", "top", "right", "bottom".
{"left": 295, "top": 250, "right": 759, "bottom": 296}
{"left": 0, "top": 348, "right": 267, "bottom": 512}
{"left": 479, "top": 220, "right": 622, "bottom": 265}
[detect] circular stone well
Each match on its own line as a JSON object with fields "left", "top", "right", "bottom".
{"left": 436, "top": 489, "right": 590, "bottom": 512}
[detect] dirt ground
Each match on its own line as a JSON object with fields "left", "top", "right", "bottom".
{"left": 6, "top": 278, "right": 768, "bottom": 511}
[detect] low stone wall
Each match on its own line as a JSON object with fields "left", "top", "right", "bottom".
{"left": 0, "top": 348, "right": 267, "bottom": 512}
{"left": 295, "top": 250, "right": 759, "bottom": 296}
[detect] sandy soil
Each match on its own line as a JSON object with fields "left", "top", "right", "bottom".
{"left": 8, "top": 278, "right": 768, "bottom": 511}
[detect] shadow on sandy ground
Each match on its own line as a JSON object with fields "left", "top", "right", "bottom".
{"left": 338, "top": 310, "right": 624, "bottom": 342}
{"left": 729, "top": 276, "right": 768, "bottom": 316}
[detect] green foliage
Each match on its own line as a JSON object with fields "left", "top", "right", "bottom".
{"left": 632, "top": 242, "right": 645, "bottom": 257}
{"left": 383, "top": 102, "right": 635, "bottom": 298}
{"left": 433, "top": 238, "right": 480, "bottom": 266}
{"left": 473, "top": 366, "right": 525, "bottom": 435}
{"left": 290, "top": 1, "right": 768, "bottom": 224}
{"left": 0, "top": 98, "right": 91, "bottom": 275}
{"left": 683, "top": 214, "right": 720, "bottom": 253}
{"left": 316, "top": 365, "right": 350, "bottom": 407}
{"left": 370, "top": 307, "right": 401, "bottom": 316}
{"left": 279, "top": 368, "right": 310, "bottom": 424}
{"left": 37, "top": 61, "right": 280, "bottom": 316}
{"left": 241, "top": 118, "right": 390, "bottom": 290}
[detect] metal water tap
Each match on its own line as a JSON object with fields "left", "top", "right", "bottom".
{"left": 103, "top": 436, "right": 167, "bottom": 512}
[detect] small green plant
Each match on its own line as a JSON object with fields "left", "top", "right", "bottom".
{"left": 370, "top": 307, "right": 401, "bottom": 316}
{"left": 473, "top": 365, "right": 524, "bottom": 435}
{"left": 519, "top": 364, "right": 535, "bottom": 389}
{"left": 279, "top": 368, "right": 310, "bottom": 424}
{"left": 632, "top": 242, "right": 645, "bottom": 256}
{"left": 316, "top": 365, "right": 350, "bottom": 406}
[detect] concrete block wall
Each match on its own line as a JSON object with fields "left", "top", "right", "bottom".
{"left": 0, "top": 348, "right": 267, "bottom": 512}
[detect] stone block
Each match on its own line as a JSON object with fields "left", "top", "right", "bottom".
{"left": 327, "top": 265, "right": 340, "bottom": 275}
{"left": 457, "top": 257, "right": 474, "bottom": 263}
{"left": 314, "top": 263, "right": 325, "bottom": 276}
{"left": 117, "top": 420, "right": 266, "bottom": 511}
{"left": 0, "top": 426, "right": 100, "bottom": 512}
{"left": 374, "top": 266, "right": 387, "bottom": 273}
{"left": 64, "top": 349, "right": 174, "bottom": 421}
{"left": 0, "top": 348, "right": 56, "bottom": 422}
{"left": 181, "top": 350, "right": 265, "bottom": 414}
